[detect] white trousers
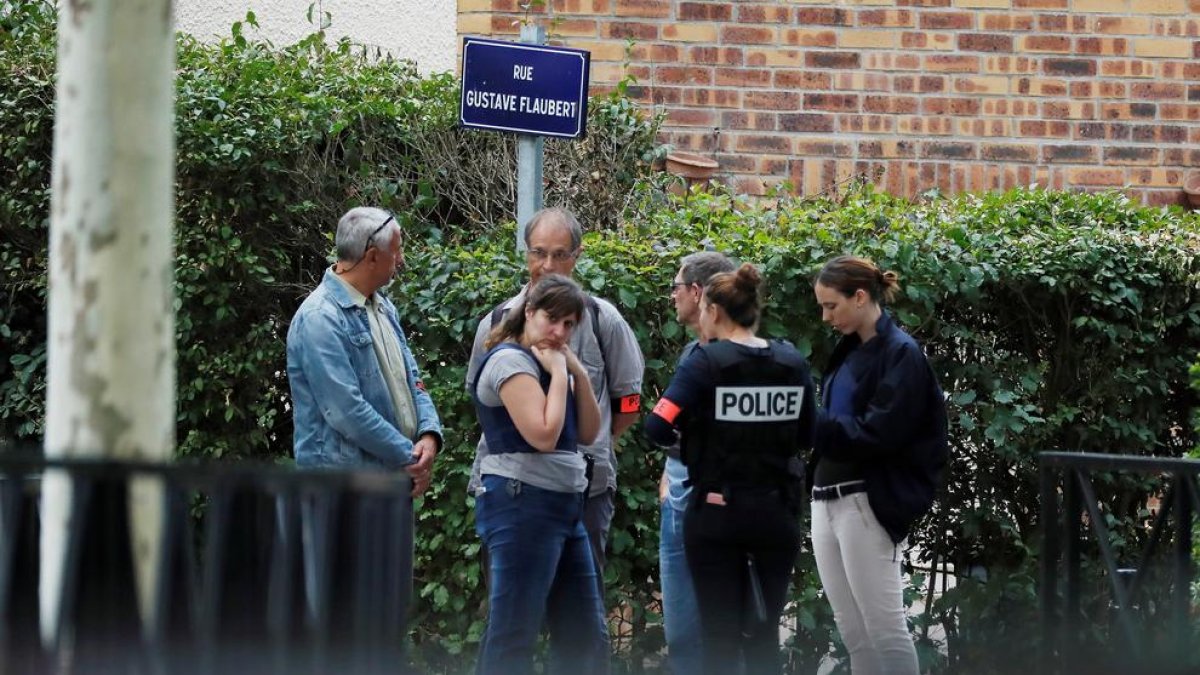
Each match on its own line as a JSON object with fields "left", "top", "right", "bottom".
{"left": 811, "top": 491, "right": 919, "bottom": 675}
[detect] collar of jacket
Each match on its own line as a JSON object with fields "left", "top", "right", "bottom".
{"left": 830, "top": 309, "right": 898, "bottom": 365}
{"left": 322, "top": 266, "right": 379, "bottom": 310}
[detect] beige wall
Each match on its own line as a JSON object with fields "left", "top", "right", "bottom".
{"left": 176, "top": 0, "right": 458, "bottom": 74}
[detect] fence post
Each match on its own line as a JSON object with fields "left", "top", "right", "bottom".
{"left": 1040, "top": 459, "right": 1059, "bottom": 673}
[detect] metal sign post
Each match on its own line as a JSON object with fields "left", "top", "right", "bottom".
{"left": 459, "top": 30, "right": 590, "bottom": 253}
{"left": 516, "top": 24, "right": 546, "bottom": 251}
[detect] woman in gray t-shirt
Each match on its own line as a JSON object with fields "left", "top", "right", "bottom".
{"left": 471, "top": 274, "right": 607, "bottom": 674}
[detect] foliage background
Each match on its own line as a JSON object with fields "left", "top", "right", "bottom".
{"left": 3, "top": 2, "right": 1200, "bottom": 672}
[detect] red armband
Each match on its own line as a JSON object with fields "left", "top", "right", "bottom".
{"left": 617, "top": 393, "right": 641, "bottom": 414}
{"left": 651, "top": 398, "right": 682, "bottom": 424}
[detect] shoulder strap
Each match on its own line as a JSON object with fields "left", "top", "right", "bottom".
{"left": 587, "top": 296, "right": 603, "bottom": 354}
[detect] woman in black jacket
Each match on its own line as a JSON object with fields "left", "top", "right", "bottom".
{"left": 645, "top": 263, "right": 816, "bottom": 675}
{"left": 810, "top": 255, "right": 948, "bottom": 675}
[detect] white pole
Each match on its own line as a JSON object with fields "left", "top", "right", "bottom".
{"left": 515, "top": 23, "right": 546, "bottom": 252}
{"left": 43, "top": 0, "right": 176, "bottom": 647}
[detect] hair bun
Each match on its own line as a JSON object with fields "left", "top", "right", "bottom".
{"left": 735, "top": 263, "right": 761, "bottom": 292}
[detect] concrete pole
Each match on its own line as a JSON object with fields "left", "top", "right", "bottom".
{"left": 43, "top": 0, "right": 176, "bottom": 647}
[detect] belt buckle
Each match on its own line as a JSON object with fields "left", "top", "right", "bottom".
{"left": 833, "top": 484, "right": 844, "bottom": 499}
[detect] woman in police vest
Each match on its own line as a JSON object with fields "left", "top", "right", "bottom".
{"left": 645, "top": 263, "right": 816, "bottom": 675}
{"left": 810, "top": 255, "right": 948, "bottom": 675}
{"left": 471, "top": 274, "right": 607, "bottom": 675}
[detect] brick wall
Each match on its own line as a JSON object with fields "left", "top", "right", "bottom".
{"left": 458, "top": 0, "right": 1200, "bottom": 205}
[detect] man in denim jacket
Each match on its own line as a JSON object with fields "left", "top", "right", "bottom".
{"left": 287, "top": 207, "right": 442, "bottom": 495}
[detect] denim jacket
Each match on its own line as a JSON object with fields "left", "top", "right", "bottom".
{"left": 286, "top": 268, "right": 442, "bottom": 469}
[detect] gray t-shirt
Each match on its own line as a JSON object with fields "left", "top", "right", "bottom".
{"left": 466, "top": 287, "right": 644, "bottom": 497}
{"left": 476, "top": 347, "right": 587, "bottom": 494}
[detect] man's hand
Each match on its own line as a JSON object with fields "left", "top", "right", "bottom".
{"left": 406, "top": 434, "right": 439, "bottom": 497}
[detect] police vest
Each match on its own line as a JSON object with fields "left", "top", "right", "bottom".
{"left": 681, "top": 339, "right": 808, "bottom": 492}
{"left": 472, "top": 343, "right": 578, "bottom": 454}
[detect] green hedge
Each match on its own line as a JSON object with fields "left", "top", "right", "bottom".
{"left": 393, "top": 182, "right": 1200, "bottom": 672}
{"left": 0, "top": 1, "right": 661, "bottom": 460}
{"left": 4, "top": 2, "right": 1200, "bottom": 672}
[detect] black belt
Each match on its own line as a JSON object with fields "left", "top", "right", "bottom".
{"left": 811, "top": 481, "right": 866, "bottom": 501}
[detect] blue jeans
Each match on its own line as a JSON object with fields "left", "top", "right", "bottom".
{"left": 475, "top": 475, "right": 607, "bottom": 675}
{"left": 660, "top": 500, "right": 702, "bottom": 674}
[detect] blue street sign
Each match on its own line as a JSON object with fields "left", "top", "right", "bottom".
{"left": 460, "top": 37, "right": 590, "bottom": 139}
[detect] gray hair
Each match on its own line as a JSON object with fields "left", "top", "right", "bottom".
{"left": 524, "top": 207, "right": 582, "bottom": 251}
{"left": 335, "top": 207, "right": 400, "bottom": 262}
{"left": 679, "top": 251, "right": 736, "bottom": 286}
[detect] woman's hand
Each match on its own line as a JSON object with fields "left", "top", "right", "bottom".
{"left": 530, "top": 344, "right": 567, "bottom": 376}
{"left": 563, "top": 345, "right": 588, "bottom": 380}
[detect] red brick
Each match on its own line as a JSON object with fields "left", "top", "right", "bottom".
{"left": 983, "top": 13, "right": 1035, "bottom": 31}
{"left": 1105, "top": 146, "right": 1159, "bottom": 164}
{"left": 864, "top": 95, "right": 920, "bottom": 114}
{"left": 982, "top": 144, "right": 1038, "bottom": 162}
{"left": 743, "top": 91, "right": 802, "bottom": 110}
{"left": 1043, "top": 144, "right": 1097, "bottom": 163}
{"left": 897, "top": 0, "right": 951, "bottom": 6}
{"left": 614, "top": 0, "right": 670, "bottom": 17}
{"left": 958, "top": 34, "right": 1014, "bottom": 53}
{"left": 804, "top": 93, "right": 860, "bottom": 112}
{"left": 602, "top": 22, "right": 658, "bottom": 40}
{"left": 1069, "top": 168, "right": 1125, "bottom": 187}
{"left": 923, "top": 97, "right": 982, "bottom": 116}
{"left": 858, "top": 10, "right": 914, "bottom": 28}
{"left": 1016, "top": 0, "right": 1067, "bottom": 7}
{"left": 774, "top": 71, "right": 832, "bottom": 89}
{"left": 1076, "top": 37, "right": 1129, "bottom": 55}
{"left": 721, "top": 26, "right": 776, "bottom": 44}
{"left": 686, "top": 47, "right": 743, "bottom": 66}
{"left": 921, "top": 12, "right": 973, "bottom": 30}
{"left": 1024, "top": 35, "right": 1072, "bottom": 52}
{"left": 1043, "top": 59, "right": 1097, "bottom": 77}
{"left": 737, "top": 4, "right": 791, "bottom": 23}
{"left": 796, "top": 8, "right": 851, "bottom": 26}
{"left": 677, "top": 2, "right": 731, "bottom": 21}
{"left": 778, "top": 113, "right": 835, "bottom": 133}
{"left": 1070, "top": 82, "right": 1093, "bottom": 97}
{"left": 781, "top": 29, "right": 838, "bottom": 47}
{"left": 716, "top": 154, "right": 758, "bottom": 173}
{"left": 1132, "top": 83, "right": 1186, "bottom": 100}
{"left": 922, "top": 142, "right": 977, "bottom": 159}
{"left": 682, "top": 88, "right": 740, "bottom": 107}
{"left": 806, "top": 51, "right": 861, "bottom": 69}
{"left": 736, "top": 134, "right": 791, "bottom": 153}
{"left": 668, "top": 108, "right": 717, "bottom": 127}
{"left": 656, "top": 66, "right": 713, "bottom": 86}
{"left": 715, "top": 68, "right": 771, "bottom": 87}
{"left": 924, "top": 55, "right": 980, "bottom": 73}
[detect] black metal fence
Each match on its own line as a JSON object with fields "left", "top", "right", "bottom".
{"left": 0, "top": 453, "right": 415, "bottom": 674}
{"left": 1040, "top": 451, "right": 1200, "bottom": 675}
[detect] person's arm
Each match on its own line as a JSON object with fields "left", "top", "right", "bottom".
{"left": 598, "top": 302, "right": 645, "bottom": 441}
{"left": 816, "top": 343, "right": 935, "bottom": 463}
{"left": 293, "top": 309, "right": 415, "bottom": 467}
{"left": 643, "top": 350, "right": 710, "bottom": 447}
{"left": 497, "top": 347, "right": 571, "bottom": 452}
{"left": 395, "top": 326, "right": 443, "bottom": 448}
{"left": 565, "top": 346, "right": 602, "bottom": 445}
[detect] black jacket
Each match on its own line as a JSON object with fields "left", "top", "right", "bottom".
{"left": 810, "top": 311, "right": 948, "bottom": 543}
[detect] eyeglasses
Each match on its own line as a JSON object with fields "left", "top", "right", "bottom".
{"left": 363, "top": 214, "right": 395, "bottom": 259}
{"left": 670, "top": 281, "right": 693, "bottom": 295}
{"left": 526, "top": 248, "right": 578, "bottom": 263}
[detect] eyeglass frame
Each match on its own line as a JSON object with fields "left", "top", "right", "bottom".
{"left": 525, "top": 247, "right": 579, "bottom": 263}
{"left": 670, "top": 280, "right": 697, "bottom": 295}
{"left": 362, "top": 214, "right": 396, "bottom": 260}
